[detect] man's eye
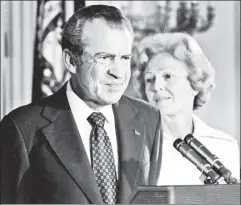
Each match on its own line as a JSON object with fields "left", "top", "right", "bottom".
{"left": 164, "top": 74, "right": 172, "bottom": 79}
{"left": 99, "top": 56, "right": 111, "bottom": 60}
{"left": 122, "top": 56, "right": 131, "bottom": 60}
{"left": 96, "top": 55, "right": 113, "bottom": 64}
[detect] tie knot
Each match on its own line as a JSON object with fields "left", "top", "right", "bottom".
{"left": 87, "top": 112, "right": 105, "bottom": 127}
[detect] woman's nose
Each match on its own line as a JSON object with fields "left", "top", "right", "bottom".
{"left": 153, "top": 80, "right": 165, "bottom": 91}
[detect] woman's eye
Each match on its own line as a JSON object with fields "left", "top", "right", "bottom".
{"left": 100, "top": 56, "right": 109, "bottom": 60}
{"left": 146, "top": 77, "right": 154, "bottom": 83}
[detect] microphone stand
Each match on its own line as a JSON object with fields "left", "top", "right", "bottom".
{"left": 173, "top": 138, "right": 238, "bottom": 185}
{"left": 199, "top": 171, "right": 225, "bottom": 185}
{"left": 200, "top": 170, "right": 237, "bottom": 185}
{"left": 184, "top": 134, "right": 238, "bottom": 185}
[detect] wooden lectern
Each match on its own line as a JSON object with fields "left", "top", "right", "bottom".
{"left": 130, "top": 183, "right": 240, "bottom": 204}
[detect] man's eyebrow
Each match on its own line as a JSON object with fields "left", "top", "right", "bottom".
{"left": 94, "top": 52, "right": 132, "bottom": 57}
{"left": 94, "top": 52, "right": 113, "bottom": 57}
{"left": 122, "top": 54, "right": 132, "bottom": 57}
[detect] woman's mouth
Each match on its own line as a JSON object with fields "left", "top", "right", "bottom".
{"left": 155, "top": 96, "right": 171, "bottom": 103}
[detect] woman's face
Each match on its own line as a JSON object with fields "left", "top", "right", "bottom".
{"left": 144, "top": 53, "right": 197, "bottom": 115}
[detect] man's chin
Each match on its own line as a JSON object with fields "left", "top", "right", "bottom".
{"left": 100, "top": 94, "right": 122, "bottom": 105}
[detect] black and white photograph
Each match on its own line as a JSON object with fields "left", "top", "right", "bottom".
{"left": 0, "top": 1, "right": 240, "bottom": 204}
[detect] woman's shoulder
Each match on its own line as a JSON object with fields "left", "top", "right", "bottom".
{"left": 192, "top": 115, "right": 240, "bottom": 180}
{"left": 192, "top": 114, "right": 238, "bottom": 145}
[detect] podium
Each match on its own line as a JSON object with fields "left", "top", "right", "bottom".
{"left": 130, "top": 183, "right": 240, "bottom": 204}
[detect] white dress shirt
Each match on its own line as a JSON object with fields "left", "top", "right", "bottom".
{"left": 66, "top": 82, "right": 119, "bottom": 177}
{"left": 157, "top": 114, "right": 240, "bottom": 186}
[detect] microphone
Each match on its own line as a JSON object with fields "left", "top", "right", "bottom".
{"left": 173, "top": 138, "right": 221, "bottom": 184}
{"left": 184, "top": 134, "right": 237, "bottom": 184}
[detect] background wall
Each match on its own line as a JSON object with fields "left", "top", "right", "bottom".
{"left": 0, "top": 0, "right": 73, "bottom": 117}
{"left": 1, "top": 1, "right": 240, "bottom": 144}
{"left": 1, "top": 1, "right": 37, "bottom": 117}
{"left": 193, "top": 1, "right": 240, "bottom": 145}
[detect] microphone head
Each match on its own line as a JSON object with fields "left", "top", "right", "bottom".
{"left": 184, "top": 134, "right": 194, "bottom": 145}
{"left": 173, "top": 138, "right": 184, "bottom": 150}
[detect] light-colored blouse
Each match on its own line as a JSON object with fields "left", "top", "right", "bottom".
{"left": 157, "top": 115, "right": 240, "bottom": 186}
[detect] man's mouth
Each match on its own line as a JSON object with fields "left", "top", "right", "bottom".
{"left": 106, "top": 83, "right": 124, "bottom": 90}
{"left": 106, "top": 83, "right": 123, "bottom": 87}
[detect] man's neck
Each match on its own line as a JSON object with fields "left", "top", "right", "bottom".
{"left": 70, "top": 79, "right": 105, "bottom": 111}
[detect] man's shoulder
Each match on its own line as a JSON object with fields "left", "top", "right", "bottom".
{"left": 2, "top": 92, "right": 58, "bottom": 125}
{"left": 1, "top": 101, "right": 46, "bottom": 128}
{"left": 121, "top": 95, "right": 160, "bottom": 119}
{"left": 5, "top": 102, "right": 41, "bottom": 119}
{"left": 122, "top": 94, "right": 158, "bottom": 110}
{"left": 4, "top": 86, "right": 66, "bottom": 123}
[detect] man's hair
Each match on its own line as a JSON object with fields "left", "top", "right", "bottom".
{"left": 62, "top": 4, "right": 134, "bottom": 55}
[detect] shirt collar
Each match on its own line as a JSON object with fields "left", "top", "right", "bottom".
{"left": 192, "top": 114, "right": 208, "bottom": 137}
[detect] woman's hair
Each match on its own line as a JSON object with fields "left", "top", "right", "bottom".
{"left": 132, "top": 32, "right": 216, "bottom": 110}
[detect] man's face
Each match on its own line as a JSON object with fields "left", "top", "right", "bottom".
{"left": 73, "top": 19, "right": 133, "bottom": 107}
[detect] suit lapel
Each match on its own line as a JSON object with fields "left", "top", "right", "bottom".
{"left": 113, "top": 97, "right": 146, "bottom": 204}
{"left": 41, "top": 86, "right": 103, "bottom": 204}
{"left": 40, "top": 86, "right": 148, "bottom": 204}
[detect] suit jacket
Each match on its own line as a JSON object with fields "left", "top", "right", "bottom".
{"left": 0, "top": 85, "right": 163, "bottom": 204}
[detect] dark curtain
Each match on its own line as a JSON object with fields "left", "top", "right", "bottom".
{"left": 74, "top": 0, "right": 85, "bottom": 11}
{"left": 32, "top": 0, "right": 66, "bottom": 103}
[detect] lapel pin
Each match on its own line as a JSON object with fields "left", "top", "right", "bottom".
{"left": 134, "top": 129, "right": 140, "bottom": 136}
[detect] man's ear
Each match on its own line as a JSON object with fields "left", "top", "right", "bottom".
{"left": 192, "top": 89, "right": 198, "bottom": 97}
{"left": 62, "top": 48, "right": 76, "bottom": 74}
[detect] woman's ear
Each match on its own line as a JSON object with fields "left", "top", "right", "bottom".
{"left": 62, "top": 48, "right": 76, "bottom": 74}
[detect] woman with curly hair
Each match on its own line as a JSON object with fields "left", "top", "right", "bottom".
{"left": 132, "top": 32, "right": 240, "bottom": 185}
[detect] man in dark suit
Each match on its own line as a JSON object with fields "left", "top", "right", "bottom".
{"left": 0, "top": 5, "right": 162, "bottom": 204}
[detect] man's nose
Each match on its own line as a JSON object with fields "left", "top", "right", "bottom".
{"left": 107, "top": 59, "right": 128, "bottom": 79}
